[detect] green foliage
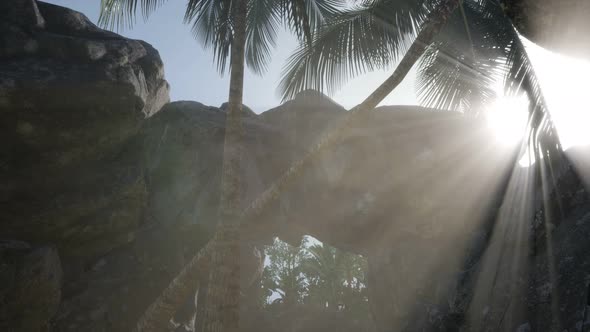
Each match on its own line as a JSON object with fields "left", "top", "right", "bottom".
{"left": 304, "top": 243, "right": 370, "bottom": 317}
{"left": 262, "top": 238, "right": 310, "bottom": 306}
{"left": 261, "top": 237, "right": 369, "bottom": 318}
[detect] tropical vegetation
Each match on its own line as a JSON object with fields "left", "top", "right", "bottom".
{"left": 259, "top": 238, "right": 372, "bottom": 331}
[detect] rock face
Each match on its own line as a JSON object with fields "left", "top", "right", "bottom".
{"left": 526, "top": 161, "right": 590, "bottom": 331}
{"left": 0, "top": 241, "right": 62, "bottom": 332}
{"left": 1, "top": 0, "right": 169, "bottom": 258}
{"left": 1, "top": 1, "right": 172, "bottom": 331}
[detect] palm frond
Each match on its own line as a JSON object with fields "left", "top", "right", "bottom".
{"left": 417, "top": 42, "right": 499, "bottom": 113}
{"left": 184, "top": 0, "right": 233, "bottom": 74}
{"left": 279, "top": 0, "right": 430, "bottom": 100}
{"left": 246, "top": 0, "right": 283, "bottom": 74}
{"left": 283, "top": 0, "right": 344, "bottom": 44}
{"left": 482, "top": 0, "right": 561, "bottom": 156}
{"left": 417, "top": 0, "right": 562, "bottom": 160}
{"left": 416, "top": 1, "right": 504, "bottom": 113}
{"left": 245, "top": 0, "right": 349, "bottom": 75}
{"left": 98, "top": 0, "right": 170, "bottom": 30}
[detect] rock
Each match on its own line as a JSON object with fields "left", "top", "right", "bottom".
{"left": 524, "top": 161, "right": 590, "bottom": 331}
{"left": 0, "top": 240, "right": 62, "bottom": 332}
{"left": 0, "top": 0, "right": 45, "bottom": 29}
{"left": 516, "top": 322, "right": 531, "bottom": 332}
{"left": 219, "top": 102, "right": 257, "bottom": 117}
{"left": 0, "top": 1, "right": 169, "bottom": 257}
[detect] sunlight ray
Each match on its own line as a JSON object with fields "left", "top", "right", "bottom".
{"left": 525, "top": 40, "right": 590, "bottom": 150}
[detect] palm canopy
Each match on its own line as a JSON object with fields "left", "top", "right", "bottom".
{"left": 279, "top": 0, "right": 433, "bottom": 98}
{"left": 98, "top": 0, "right": 345, "bottom": 74}
{"left": 304, "top": 244, "right": 367, "bottom": 308}
{"left": 280, "top": 0, "right": 562, "bottom": 161}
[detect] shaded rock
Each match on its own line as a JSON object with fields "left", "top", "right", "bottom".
{"left": 525, "top": 158, "right": 590, "bottom": 332}
{"left": 0, "top": 240, "right": 62, "bottom": 332}
{"left": 0, "top": 1, "right": 169, "bottom": 257}
{"left": 53, "top": 222, "right": 212, "bottom": 332}
{"left": 219, "top": 102, "right": 257, "bottom": 117}
{"left": 0, "top": 0, "right": 45, "bottom": 30}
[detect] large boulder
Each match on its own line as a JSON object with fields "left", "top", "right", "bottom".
{"left": 0, "top": 2, "right": 170, "bottom": 330}
{"left": 140, "top": 92, "right": 346, "bottom": 236}
{"left": 0, "top": 0, "right": 169, "bottom": 258}
{"left": 139, "top": 92, "right": 517, "bottom": 331}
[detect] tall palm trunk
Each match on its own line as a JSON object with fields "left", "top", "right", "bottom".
{"left": 200, "top": 0, "right": 248, "bottom": 330}
{"left": 133, "top": 0, "right": 461, "bottom": 329}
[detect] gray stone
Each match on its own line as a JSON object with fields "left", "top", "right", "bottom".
{"left": 0, "top": 1, "right": 169, "bottom": 258}
{"left": 0, "top": 0, "right": 45, "bottom": 29}
{"left": 0, "top": 240, "right": 62, "bottom": 332}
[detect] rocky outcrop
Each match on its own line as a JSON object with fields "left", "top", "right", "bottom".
{"left": 1, "top": 0, "right": 169, "bottom": 258}
{"left": 0, "top": 241, "right": 62, "bottom": 332}
{"left": 141, "top": 95, "right": 518, "bottom": 332}
{"left": 526, "top": 159, "right": 590, "bottom": 331}
{"left": 1, "top": 1, "right": 170, "bottom": 331}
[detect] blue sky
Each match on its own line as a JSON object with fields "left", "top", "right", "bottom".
{"left": 43, "top": 0, "right": 418, "bottom": 112}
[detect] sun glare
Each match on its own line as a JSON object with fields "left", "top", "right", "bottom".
{"left": 485, "top": 96, "right": 529, "bottom": 146}
{"left": 525, "top": 40, "right": 590, "bottom": 149}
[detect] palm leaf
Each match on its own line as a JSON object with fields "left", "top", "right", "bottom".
{"left": 279, "top": 0, "right": 430, "bottom": 100}
{"left": 245, "top": 0, "right": 283, "bottom": 74}
{"left": 416, "top": 1, "right": 502, "bottom": 113}
{"left": 184, "top": 0, "right": 234, "bottom": 73}
{"left": 417, "top": 0, "right": 563, "bottom": 163}
{"left": 100, "top": 0, "right": 346, "bottom": 74}
{"left": 98, "top": 0, "right": 171, "bottom": 30}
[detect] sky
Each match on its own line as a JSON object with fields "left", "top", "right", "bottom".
{"left": 43, "top": 0, "right": 418, "bottom": 113}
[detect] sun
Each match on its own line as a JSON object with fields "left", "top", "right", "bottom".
{"left": 485, "top": 40, "right": 590, "bottom": 154}
{"left": 485, "top": 96, "right": 529, "bottom": 146}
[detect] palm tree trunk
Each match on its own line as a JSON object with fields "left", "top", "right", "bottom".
{"left": 199, "top": 0, "right": 248, "bottom": 330}
{"left": 133, "top": 0, "right": 461, "bottom": 329}
{"left": 133, "top": 244, "right": 211, "bottom": 332}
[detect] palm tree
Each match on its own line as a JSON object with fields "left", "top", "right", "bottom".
{"left": 98, "top": 0, "right": 342, "bottom": 331}
{"left": 99, "top": 0, "right": 559, "bottom": 329}
{"left": 304, "top": 244, "right": 343, "bottom": 308}
{"left": 279, "top": 0, "right": 552, "bottom": 135}
{"left": 262, "top": 238, "right": 309, "bottom": 307}
{"left": 274, "top": 0, "right": 563, "bottom": 233}
{"left": 277, "top": 0, "right": 563, "bottom": 327}
{"left": 304, "top": 244, "right": 367, "bottom": 310}
{"left": 104, "top": 2, "right": 475, "bottom": 330}
{"left": 233, "top": 1, "right": 561, "bottom": 262}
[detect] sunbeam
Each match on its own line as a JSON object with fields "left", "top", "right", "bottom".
{"left": 526, "top": 40, "right": 590, "bottom": 150}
